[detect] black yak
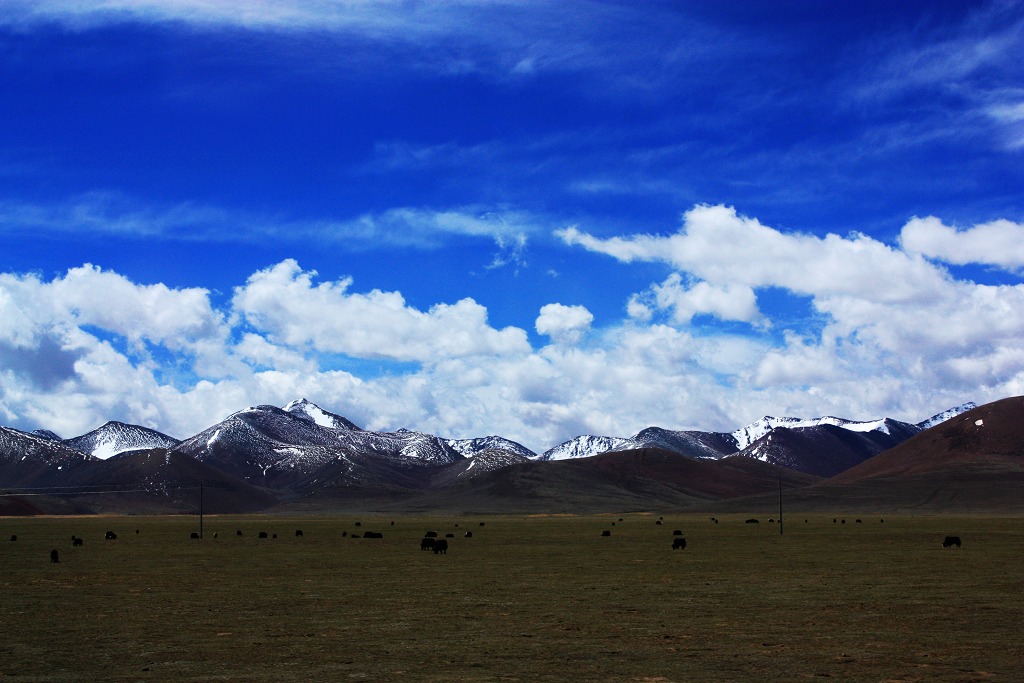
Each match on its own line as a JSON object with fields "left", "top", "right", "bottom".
{"left": 672, "top": 538, "right": 687, "bottom": 550}
{"left": 433, "top": 539, "right": 448, "bottom": 554}
{"left": 943, "top": 536, "right": 962, "bottom": 548}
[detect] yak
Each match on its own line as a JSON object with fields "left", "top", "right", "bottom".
{"left": 942, "top": 536, "right": 962, "bottom": 548}
{"left": 433, "top": 539, "right": 448, "bottom": 554}
{"left": 672, "top": 538, "right": 687, "bottom": 550}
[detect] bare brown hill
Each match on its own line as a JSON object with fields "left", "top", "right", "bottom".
{"left": 286, "top": 448, "right": 821, "bottom": 515}
{"left": 828, "top": 396, "right": 1024, "bottom": 483}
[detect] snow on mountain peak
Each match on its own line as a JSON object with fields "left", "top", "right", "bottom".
{"left": 917, "top": 402, "right": 977, "bottom": 430}
{"left": 731, "top": 415, "right": 897, "bottom": 450}
{"left": 63, "top": 421, "right": 180, "bottom": 459}
{"left": 283, "top": 399, "right": 361, "bottom": 431}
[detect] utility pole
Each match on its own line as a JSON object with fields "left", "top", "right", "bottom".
{"left": 200, "top": 484, "right": 204, "bottom": 539}
{"left": 778, "top": 477, "right": 783, "bottom": 536}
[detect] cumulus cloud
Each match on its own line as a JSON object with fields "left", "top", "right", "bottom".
{"left": 634, "top": 274, "right": 763, "bottom": 326}
{"left": 232, "top": 260, "right": 530, "bottom": 362}
{"left": 559, "top": 204, "right": 1024, "bottom": 421}
{"left": 558, "top": 205, "right": 950, "bottom": 303}
{"left": 535, "top": 303, "right": 593, "bottom": 344}
{"left": 899, "top": 216, "right": 1024, "bottom": 271}
{"left": 3, "top": 214, "right": 1024, "bottom": 453}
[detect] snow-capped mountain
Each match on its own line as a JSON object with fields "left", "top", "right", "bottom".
{"left": 0, "top": 396, "right": 991, "bottom": 513}
{"left": 169, "top": 403, "right": 464, "bottom": 491}
{"left": 731, "top": 419, "right": 922, "bottom": 477}
{"left": 916, "top": 402, "right": 977, "bottom": 430}
{"left": 538, "top": 434, "right": 634, "bottom": 461}
{"left": 730, "top": 415, "right": 910, "bottom": 451}
{"left": 0, "top": 426, "right": 98, "bottom": 487}
{"left": 446, "top": 435, "right": 536, "bottom": 459}
{"left": 63, "top": 421, "right": 180, "bottom": 459}
{"left": 617, "top": 427, "right": 738, "bottom": 459}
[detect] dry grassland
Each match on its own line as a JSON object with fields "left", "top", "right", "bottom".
{"left": 1, "top": 513, "right": 1021, "bottom": 682}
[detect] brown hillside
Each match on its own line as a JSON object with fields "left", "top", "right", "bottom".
{"left": 828, "top": 396, "right": 1024, "bottom": 484}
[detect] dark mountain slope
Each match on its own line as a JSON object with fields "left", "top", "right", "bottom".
{"left": 354, "top": 448, "right": 821, "bottom": 515}
{"left": 0, "top": 426, "right": 98, "bottom": 488}
{"left": 59, "top": 449, "right": 280, "bottom": 514}
{"left": 735, "top": 420, "right": 921, "bottom": 478}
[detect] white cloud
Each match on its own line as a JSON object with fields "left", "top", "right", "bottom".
{"left": 899, "top": 216, "right": 1024, "bottom": 271}
{"left": 231, "top": 259, "right": 530, "bottom": 362}
{"left": 3, "top": 216, "right": 1024, "bottom": 453}
{"left": 559, "top": 205, "right": 950, "bottom": 303}
{"left": 535, "top": 303, "right": 593, "bottom": 344}
{"left": 643, "top": 273, "right": 763, "bottom": 326}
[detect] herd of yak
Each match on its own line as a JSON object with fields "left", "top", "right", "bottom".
{"left": 8, "top": 517, "right": 963, "bottom": 564}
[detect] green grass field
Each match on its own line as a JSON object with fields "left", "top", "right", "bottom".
{"left": 1, "top": 513, "right": 1021, "bottom": 682}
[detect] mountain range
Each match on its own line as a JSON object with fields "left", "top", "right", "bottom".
{"left": 3, "top": 395, "right": 1020, "bottom": 515}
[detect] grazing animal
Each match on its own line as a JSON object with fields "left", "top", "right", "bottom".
{"left": 258, "top": 531, "right": 268, "bottom": 539}
{"left": 673, "top": 530, "right": 683, "bottom": 536}
{"left": 295, "top": 530, "right": 303, "bottom": 537}
{"left": 445, "top": 533, "right": 455, "bottom": 538}
{"left": 190, "top": 532, "right": 200, "bottom": 540}
{"left": 433, "top": 539, "right": 448, "bottom": 554}
{"left": 10, "top": 535, "right": 16, "bottom": 542}
{"left": 421, "top": 537, "right": 435, "bottom": 551}
{"left": 479, "top": 522, "right": 485, "bottom": 527}
{"left": 841, "top": 519, "right": 846, "bottom": 524}
{"left": 464, "top": 531, "right": 473, "bottom": 538}
{"left": 745, "top": 519, "right": 759, "bottom": 524}
{"left": 363, "top": 531, "right": 383, "bottom": 539}
{"left": 213, "top": 532, "right": 218, "bottom": 539}
{"left": 656, "top": 520, "right": 663, "bottom": 525}
{"left": 601, "top": 530, "right": 611, "bottom": 537}
{"left": 237, "top": 530, "right": 243, "bottom": 536}
{"left": 105, "top": 531, "right": 117, "bottom": 540}
{"left": 342, "top": 531, "right": 348, "bottom": 537}
{"left": 354, "top": 522, "right": 361, "bottom": 527}
{"left": 833, "top": 518, "right": 837, "bottom": 523}
{"left": 769, "top": 519, "right": 775, "bottom": 523}
{"left": 672, "top": 538, "right": 687, "bottom": 550}
{"left": 943, "top": 536, "right": 962, "bottom": 548}
{"left": 272, "top": 534, "right": 277, "bottom": 539}
{"left": 425, "top": 531, "right": 438, "bottom": 538}
{"left": 856, "top": 519, "right": 862, "bottom": 524}
{"left": 50, "top": 549, "right": 59, "bottom": 563}
{"left": 73, "top": 537, "right": 83, "bottom": 547}
{"left": 350, "top": 533, "right": 361, "bottom": 539}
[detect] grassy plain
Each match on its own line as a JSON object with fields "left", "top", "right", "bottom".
{"left": 1, "top": 513, "right": 1021, "bottom": 682}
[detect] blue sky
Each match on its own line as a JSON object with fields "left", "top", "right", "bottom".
{"left": 1, "top": 1, "right": 1023, "bottom": 452}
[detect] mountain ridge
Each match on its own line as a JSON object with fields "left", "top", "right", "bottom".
{"left": 0, "top": 397, "right": 1004, "bottom": 515}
